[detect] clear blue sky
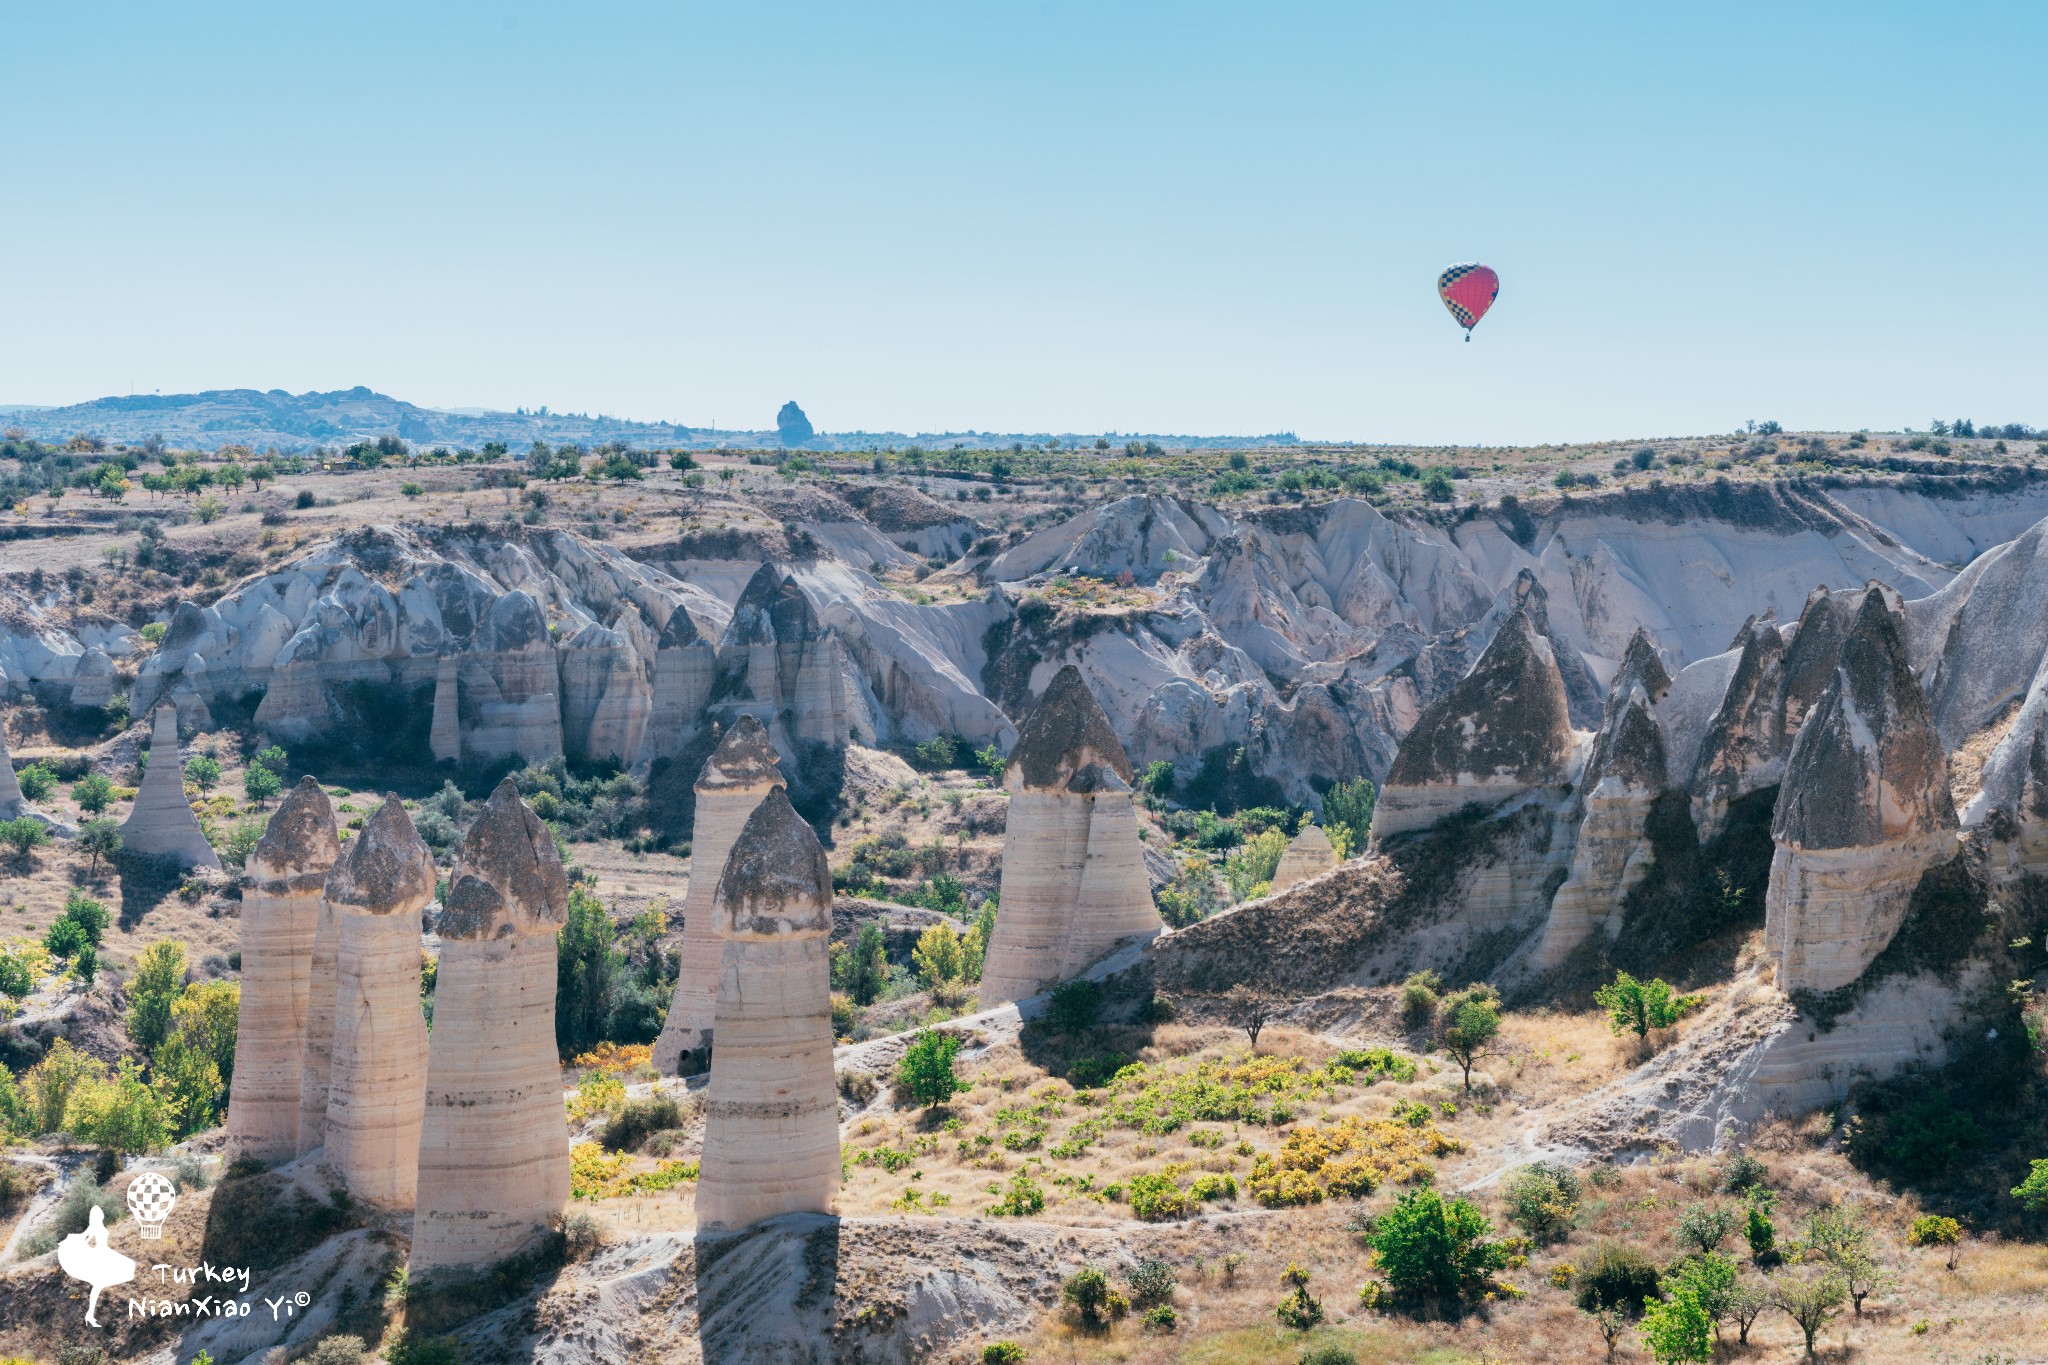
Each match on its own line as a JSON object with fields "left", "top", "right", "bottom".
{"left": 3, "top": 2, "right": 2042, "bottom": 445}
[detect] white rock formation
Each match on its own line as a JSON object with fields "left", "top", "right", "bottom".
{"left": 1764, "top": 588, "right": 1958, "bottom": 993}
{"left": 1270, "top": 824, "right": 1337, "bottom": 893}
{"left": 712, "top": 565, "right": 852, "bottom": 751}
{"left": 694, "top": 788, "right": 840, "bottom": 1230}
{"left": 429, "top": 654, "right": 460, "bottom": 764}
{"left": 980, "top": 666, "right": 1163, "bottom": 1006}
{"left": 650, "top": 715, "right": 785, "bottom": 1074}
{"left": 1531, "top": 629, "right": 1672, "bottom": 969}
{"left": 1371, "top": 606, "right": 1578, "bottom": 839}
{"left": 645, "top": 603, "right": 718, "bottom": 763}
{"left": 413, "top": 780, "right": 571, "bottom": 1271}
{"left": 321, "top": 795, "right": 433, "bottom": 1208}
{"left": 0, "top": 719, "right": 23, "bottom": 818}
{"left": 68, "top": 646, "right": 115, "bottom": 708}
{"left": 226, "top": 778, "right": 340, "bottom": 1160}
{"left": 119, "top": 707, "right": 222, "bottom": 869}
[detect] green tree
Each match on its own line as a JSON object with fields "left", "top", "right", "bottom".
{"left": 1500, "top": 1161, "right": 1580, "bottom": 1243}
{"left": 72, "top": 772, "right": 115, "bottom": 815}
{"left": 1359, "top": 1187, "right": 1510, "bottom": 1308}
{"left": 1274, "top": 1261, "right": 1324, "bottom": 1331}
{"left": 243, "top": 762, "right": 283, "bottom": 806}
{"left": 1046, "top": 978, "right": 1103, "bottom": 1034}
{"left": 835, "top": 922, "right": 888, "bottom": 1006}
{"left": 74, "top": 944, "right": 99, "bottom": 985}
{"left": 77, "top": 819, "right": 122, "bottom": 874}
{"left": 1436, "top": 984, "right": 1501, "bottom": 1093}
{"left": 912, "top": 923, "right": 968, "bottom": 996}
{"left": 1594, "top": 972, "right": 1703, "bottom": 1039}
{"left": 2012, "top": 1159, "right": 2048, "bottom": 1211}
{"left": 70, "top": 1058, "right": 170, "bottom": 1154}
{"left": 896, "top": 1028, "right": 964, "bottom": 1109}
{"left": 1664, "top": 1252, "right": 1738, "bottom": 1342}
{"left": 0, "top": 817, "right": 50, "bottom": 860}
{"left": 1770, "top": 1270, "right": 1846, "bottom": 1361}
{"left": 963, "top": 899, "right": 997, "bottom": 980}
{"left": 1637, "top": 1282, "right": 1713, "bottom": 1364}
{"left": 15, "top": 762, "right": 57, "bottom": 802}
{"left": 184, "top": 753, "right": 222, "bottom": 792}
{"left": 126, "top": 940, "right": 189, "bottom": 1058}
{"left": 556, "top": 887, "right": 620, "bottom": 1056}
{"left": 1804, "top": 1203, "right": 1889, "bottom": 1315}
{"left": 22, "top": 1038, "right": 104, "bottom": 1133}
{"left": 168, "top": 980, "right": 240, "bottom": 1087}
{"left": 1320, "top": 777, "right": 1375, "bottom": 858}
{"left": 1675, "top": 1201, "right": 1737, "bottom": 1254}
{"left": 44, "top": 916, "right": 91, "bottom": 959}
{"left": 1907, "top": 1214, "right": 1962, "bottom": 1270}
{"left": 1744, "top": 1198, "right": 1778, "bottom": 1264}
{"left": 0, "top": 949, "right": 32, "bottom": 1000}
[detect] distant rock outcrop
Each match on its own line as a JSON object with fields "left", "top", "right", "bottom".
{"left": 320, "top": 796, "right": 433, "bottom": 1208}
{"left": 1765, "top": 588, "right": 1958, "bottom": 993}
{"left": 0, "top": 721, "right": 23, "bottom": 819}
{"left": 1371, "top": 606, "right": 1577, "bottom": 839}
{"left": 776, "top": 401, "right": 814, "bottom": 447}
{"left": 980, "top": 666, "right": 1162, "bottom": 1006}
{"left": 119, "top": 707, "right": 222, "bottom": 870}
{"left": 413, "top": 780, "right": 571, "bottom": 1270}
{"left": 1270, "top": 824, "right": 1337, "bottom": 893}
{"left": 226, "top": 778, "right": 339, "bottom": 1159}
{"left": 651, "top": 715, "right": 786, "bottom": 1074}
{"left": 694, "top": 788, "right": 840, "bottom": 1230}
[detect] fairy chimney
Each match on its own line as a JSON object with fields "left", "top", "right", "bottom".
{"left": 0, "top": 718, "right": 23, "bottom": 818}
{"left": 1270, "top": 823, "right": 1338, "bottom": 894}
{"left": 320, "top": 796, "right": 433, "bottom": 1208}
{"left": 1765, "top": 589, "right": 1958, "bottom": 993}
{"left": 226, "top": 778, "right": 339, "bottom": 1160}
{"left": 651, "top": 715, "right": 785, "bottom": 1074}
{"left": 412, "top": 780, "right": 571, "bottom": 1270}
{"left": 429, "top": 654, "right": 461, "bottom": 764}
{"left": 119, "top": 706, "right": 222, "bottom": 869}
{"left": 979, "top": 666, "right": 1162, "bottom": 1007}
{"left": 694, "top": 788, "right": 840, "bottom": 1230}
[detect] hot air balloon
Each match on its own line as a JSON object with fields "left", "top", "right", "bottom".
{"left": 1437, "top": 263, "right": 1499, "bottom": 341}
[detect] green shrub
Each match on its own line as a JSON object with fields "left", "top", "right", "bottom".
{"left": 989, "top": 1172, "right": 1044, "bottom": 1217}
{"left": 980, "top": 1344, "right": 1026, "bottom": 1365}
{"left": 1060, "top": 1265, "right": 1126, "bottom": 1331}
{"left": 1573, "top": 1241, "right": 1661, "bottom": 1315}
{"left": 897, "top": 1029, "right": 964, "bottom": 1109}
{"left": 1851, "top": 1096, "right": 1983, "bottom": 1178}
{"left": 305, "top": 1337, "right": 369, "bottom": 1365}
{"left": 1299, "top": 1347, "right": 1358, "bottom": 1365}
{"left": 1126, "top": 1257, "right": 1176, "bottom": 1307}
{"left": 599, "top": 1097, "right": 683, "bottom": 1152}
{"left": 1500, "top": 1161, "right": 1580, "bottom": 1243}
{"left": 1719, "top": 1152, "right": 1768, "bottom": 1193}
{"left": 1593, "top": 972, "right": 1703, "bottom": 1039}
{"left": 15, "top": 763, "right": 56, "bottom": 803}
{"left": 1360, "top": 1188, "right": 1509, "bottom": 1306}
{"left": 1675, "top": 1200, "right": 1737, "bottom": 1254}
{"left": 1398, "top": 971, "right": 1441, "bottom": 1028}
{"left": 1045, "top": 979, "right": 1102, "bottom": 1034}
{"left": 385, "top": 1333, "right": 463, "bottom": 1365}
{"left": 1143, "top": 1303, "right": 1177, "bottom": 1331}
{"left": 1274, "top": 1262, "right": 1324, "bottom": 1330}
{"left": 1126, "top": 1172, "right": 1190, "bottom": 1221}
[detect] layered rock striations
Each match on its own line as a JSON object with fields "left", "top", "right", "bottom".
{"left": 1270, "top": 823, "right": 1337, "bottom": 893}
{"left": 413, "top": 780, "right": 571, "bottom": 1270}
{"left": 120, "top": 707, "right": 222, "bottom": 869}
{"left": 226, "top": 778, "right": 340, "bottom": 1159}
{"left": 1531, "top": 630, "right": 1672, "bottom": 969}
{"left": 980, "top": 666, "right": 1163, "bottom": 1006}
{"left": 1764, "top": 588, "right": 1958, "bottom": 994}
{"left": 645, "top": 602, "right": 718, "bottom": 762}
{"left": 651, "top": 715, "right": 786, "bottom": 1073}
{"left": 320, "top": 796, "right": 434, "bottom": 1208}
{"left": 1371, "top": 606, "right": 1577, "bottom": 839}
{"left": 429, "top": 654, "right": 460, "bottom": 764}
{"left": 694, "top": 788, "right": 840, "bottom": 1230}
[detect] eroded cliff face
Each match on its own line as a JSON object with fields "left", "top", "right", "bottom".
{"left": 981, "top": 666, "right": 1163, "bottom": 1005}
{"left": 1765, "top": 588, "right": 1958, "bottom": 993}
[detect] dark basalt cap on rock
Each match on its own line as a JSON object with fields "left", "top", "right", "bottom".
{"left": 713, "top": 786, "right": 831, "bottom": 937}
{"left": 1008, "top": 665, "right": 1134, "bottom": 789}
{"left": 1778, "top": 585, "right": 1871, "bottom": 731}
{"left": 697, "top": 714, "right": 786, "bottom": 792}
{"left": 324, "top": 794, "right": 436, "bottom": 914}
{"left": 1065, "top": 761, "right": 1133, "bottom": 795}
{"left": 1386, "top": 607, "right": 1573, "bottom": 786}
{"left": 1773, "top": 587, "right": 1955, "bottom": 849}
{"left": 440, "top": 779, "right": 568, "bottom": 940}
{"left": 251, "top": 777, "right": 340, "bottom": 875}
{"left": 1582, "top": 629, "right": 1671, "bottom": 792}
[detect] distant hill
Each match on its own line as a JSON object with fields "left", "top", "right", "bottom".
{"left": 0, "top": 386, "right": 1294, "bottom": 453}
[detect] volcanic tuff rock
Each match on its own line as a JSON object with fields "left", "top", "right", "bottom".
{"left": 711, "top": 563, "right": 852, "bottom": 752}
{"left": 320, "top": 795, "right": 434, "bottom": 1208}
{"left": 118, "top": 706, "right": 222, "bottom": 869}
{"left": 694, "top": 788, "right": 841, "bottom": 1230}
{"left": 980, "top": 666, "right": 1162, "bottom": 1006}
{"left": 1530, "top": 629, "right": 1673, "bottom": 969}
{"left": 413, "top": 780, "right": 571, "bottom": 1270}
{"left": 1371, "top": 606, "right": 1578, "bottom": 839}
{"left": 651, "top": 715, "right": 786, "bottom": 1074}
{"left": 226, "top": 778, "right": 339, "bottom": 1160}
{"left": 1765, "top": 587, "right": 1958, "bottom": 993}
{"left": 0, "top": 718, "right": 22, "bottom": 818}
{"left": 1270, "top": 823, "right": 1337, "bottom": 893}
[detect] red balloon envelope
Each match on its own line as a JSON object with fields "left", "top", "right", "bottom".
{"left": 1437, "top": 263, "right": 1499, "bottom": 339}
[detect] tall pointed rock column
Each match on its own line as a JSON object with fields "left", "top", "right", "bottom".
{"left": 0, "top": 715, "right": 24, "bottom": 818}
{"left": 650, "top": 715, "right": 785, "bottom": 1074}
{"left": 413, "top": 780, "right": 571, "bottom": 1270}
{"left": 119, "top": 706, "right": 222, "bottom": 869}
{"left": 695, "top": 788, "right": 839, "bottom": 1230}
{"left": 429, "top": 654, "right": 461, "bottom": 764}
{"left": 980, "top": 665, "right": 1163, "bottom": 1007}
{"left": 226, "top": 778, "right": 339, "bottom": 1159}
{"left": 1270, "top": 823, "right": 1338, "bottom": 894}
{"left": 321, "top": 796, "right": 433, "bottom": 1208}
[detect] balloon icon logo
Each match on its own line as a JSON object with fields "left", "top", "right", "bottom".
{"left": 126, "top": 1171, "right": 178, "bottom": 1239}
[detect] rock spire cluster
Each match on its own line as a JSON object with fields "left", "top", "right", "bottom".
{"left": 651, "top": 715, "right": 785, "bottom": 1074}
{"left": 694, "top": 787, "right": 841, "bottom": 1230}
{"left": 980, "top": 666, "right": 1162, "bottom": 1006}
